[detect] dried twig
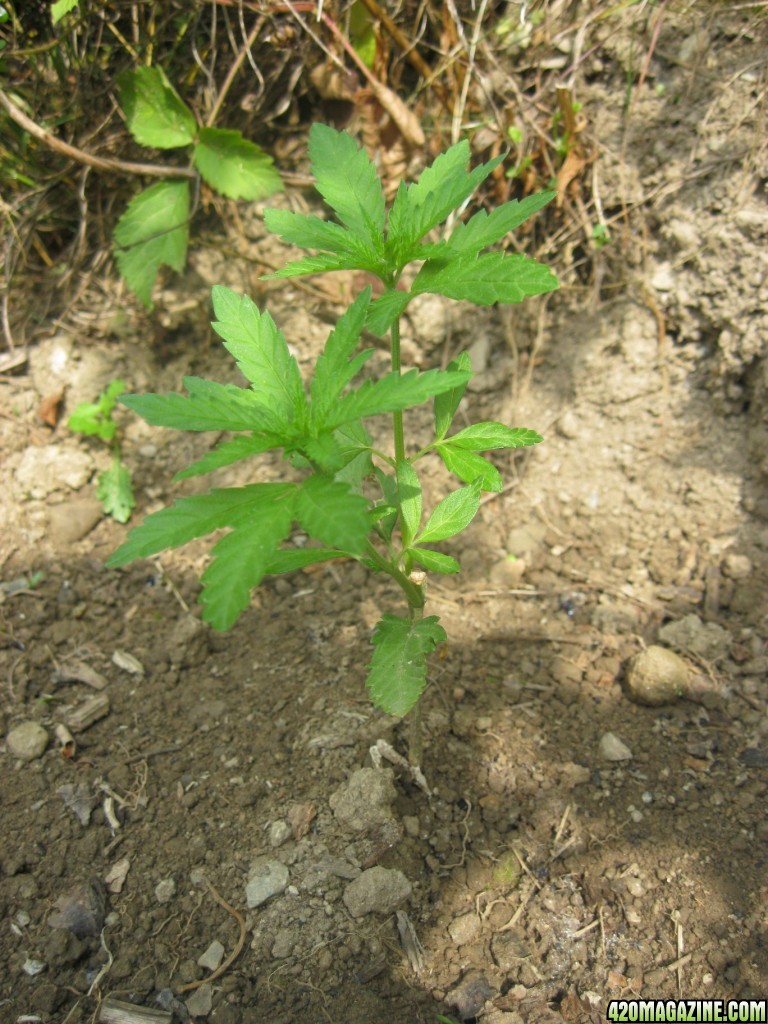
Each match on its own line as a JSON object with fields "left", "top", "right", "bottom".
{"left": 176, "top": 877, "right": 247, "bottom": 994}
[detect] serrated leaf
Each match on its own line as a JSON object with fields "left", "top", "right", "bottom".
{"left": 447, "top": 191, "right": 556, "bottom": 254}
{"left": 448, "top": 422, "right": 543, "bottom": 450}
{"left": 96, "top": 457, "right": 135, "bottom": 524}
{"left": 263, "top": 252, "right": 375, "bottom": 280}
{"left": 434, "top": 351, "right": 472, "bottom": 439}
{"left": 107, "top": 483, "right": 296, "bottom": 566}
{"left": 374, "top": 466, "right": 399, "bottom": 540}
{"left": 210, "top": 287, "right": 306, "bottom": 424}
{"left": 295, "top": 475, "right": 370, "bottom": 553}
{"left": 416, "top": 478, "right": 482, "bottom": 544}
{"left": 193, "top": 128, "right": 282, "bottom": 200}
{"left": 309, "top": 123, "right": 385, "bottom": 252}
{"left": 387, "top": 142, "right": 502, "bottom": 258}
{"left": 118, "top": 67, "right": 197, "bottom": 149}
{"left": 51, "top": 0, "right": 79, "bottom": 24}
{"left": 437, "top": 443, "right": 502, "bottom": 492}
{"left": 366, "top": 290, "right": 412, "bottom": 337}
{"left": 113, "top": 181, "right": 190, "bottom": 308}
{"left": 310, "top": 290, "right": 373, "bottom": 426}
{"left": 263, "top": 208, "right": 370, "bottom": 259}
{"left": 413, "top": 251, "right": 559, "bottom": 305}
{"left": 264, "top": 548, "right": 348, "bottom": 573}
{"left": 408, "top": 548, "right": 461, "bottom": 574}
{"left": 367, "top": 614, "right": 446, "bottom": 716}
{"left": 303, "top": 432, "right": 346, "bottom": 474}
{"left": 173, "top": 434, "right": 281, "bottom": 481}
{"left": 122, "top": 377, "right": 283, "bottom": 433}
{"left": 396, "top": 461, "right": 421, "bottom": 548}
{"left": 328, "top": 368, "right": 471, "bottom": 428}
{"left": 200, "top": 498, "right": 294, "bottom": 630}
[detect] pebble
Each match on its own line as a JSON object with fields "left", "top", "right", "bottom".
{"left": 7, "top": 721, "right": 49, "bottom": 762}
{"left": 245, "top": 859, "right": 289, "bottom": 908}
{"left": 658, "top": 614, "right": 730, "bottom": 662}
{"left": 448, "top": 971, "right": 495, "bottom": 1020}
{"left": 14, "top": 444, "right": 93, "bottom": 499}
{"left": 624, "top": 646, "right": 689, "bottom": 706}
{"left": 342, "top": 866, "right": 412, "bottom": 918}
{"left": 269, "top": 820, "right": 293, "bottom": 847}
{"left": 155, "top": 878, "right": 176, "bottom": 904}
{"left": 197, "top": 940, "right": 225, "bottom": 972}
{"left": 329, "top": 768, "right": 397, "bottom": 832}
{"left": 722, "top": 552, "right": 752, "bottom": 579}
{"left": 448, "top": 912, "right": 482, "bottom": 947}
{"left": 599, "top": 732, "right": 633, "bottom": 761}
{"left": 47, "top": 500, "right": 103, "bottom": 544}
{"left": 556, "top": 410, "right": 580, "bottom": 439}
{"left": 185, "top": 983, "right": 213, "bottom": 1018}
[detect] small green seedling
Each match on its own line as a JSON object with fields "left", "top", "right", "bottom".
{"left": 69, "top": 380, "right": 135, "bottom": 524}
{"left": 107, "top": 125, "right": 558, "bottom": 757}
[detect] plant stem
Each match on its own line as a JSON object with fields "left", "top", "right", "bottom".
{"left": 390, "top": 317, "right": 405, "bottom": 465}
{"left": 407, "top": 600, "right": 424, "bottom": 765}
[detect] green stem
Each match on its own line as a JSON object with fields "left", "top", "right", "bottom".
{"left": 407, "top": 600, "right": 424, "bottom": 765}
{"left": 391, "top": 316, "right": 405, "bottom": 465}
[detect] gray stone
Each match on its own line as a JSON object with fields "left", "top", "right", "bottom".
{"left": 658, "top": 614, "right": 730, "bottom": 662}
{"left": 329, "top": 768, "right": 397, "bottom": 832}
{"left": 197, "top": 940, "right": 225, "bottom": 971}
{"left": 246, "top": 859, "right": 289, "bottom": 908}
{"left": 269, "top": 820, "right": 292, "bottom": 847}
{"left": 624, "top": 646, "right": 689, "bottom": 706}
{"left": 722, "top": 553, "right": 752, "bottom": 579}
{"left": 7, "top": 721, "right": 49, "bottom": 762}
{"left": 342, "top": 866, "right": 412, "bottom": 918}
{"left": 185, "top": 982, "right": 213, "bottom": 1017}
{"left": 448, "top": 971, "right": 495, "bottom": 1020}
{"left": 599, "top": 732, "right": 633, "bottom": 762}
{"left": 448, "top": 911, "right": 481, "bottom": 946}
{"left": 15, "top": 445, "right": 93, "bottom": 499}
{"left": 47, "top": 500, "right": 103, "bottom": 544}
{"left": 155, "top": 878, "right": 176, "bottom": 904}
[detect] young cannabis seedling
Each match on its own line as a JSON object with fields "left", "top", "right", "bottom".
{"left": 69, "top": 379, "right": 135, "bottom": 523}
{"left": 107, "top": 124, "right": 558, "bottom": 751}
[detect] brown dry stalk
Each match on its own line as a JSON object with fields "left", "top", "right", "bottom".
{"left": 175, "top": 878, "right": 247, "bottom": 994}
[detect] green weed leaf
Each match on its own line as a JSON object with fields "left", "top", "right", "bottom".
{"left": 211, "top": 287, "right": 306, "bottom": 425}
{"left": 396, "top": 461, "right": 422, "bottom": 548}
{"left": 366, "top": 290, "right": 412, "bottom": 337}
{"left": 51, "top": 0, "right": 79, "bottom": 24}
{"left": 408, "top": 548, "right": 460, "bottom": 574}
{"left": 433, "top": 352, "right": 472, "bottom": 439}
{"left": 118, "top": 67, "right": 197, "bottom": 149}
{"left": 437, "top": 444, "right": 502, "bottom": 492}
{"left": 265, "top": 548, "right": 348, "bottom": 573}
{"left": 193, "top": 128, "right": 282, "bottom": 200}
{"left": 69, "top": 380, "right": 126, "bottom": 441}
{"left": 416, "top": 478, "right": 482, "bottom": 544}
{"left": 264, "top": 252, "right": 375, "bottom": 280}
{"left": 295, "top": 475, "right": 370, "bottom": 553}
{"left": 96, "top": 456, "right": 135, "bottom": 524}
{"left": 310, "top": 290, "right": 373, "bottom": 426}
{"left": 122, "top": 377, "right": 283, "bottom": 434}
{"left": 309, "top": 124, "right": 385, "bottom": 252}
{"left": 173, "top": 435, "right": 281, "bottom": 481}
{"left": 413, "top": 251, "right": 559, "bottom": 305}
{"left": 113, "top": 181, "right": 190, "bottom": 308}
{"left": 447, "top": 191, "right": 556, "bottom": 254}
{"left": 367, "top": 614, "right": 447, "bottom": 716}
{"left": 329, "top": 368, "right": 471, "bottom": 428}
{"left": 448, "top": 422, "right": 543, "bottom": 450}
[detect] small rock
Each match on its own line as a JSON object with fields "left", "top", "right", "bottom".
{"left": 15, "top": 444, "right": 93, "bottom": 498}
{"left": 467, "top": 335, "right": 492, "bottom": 374}
{"left": 22, "top": 958, "right": 46, "bottom": 976}
{"left": 624, "top": 646, "right": 689, "bottom": 706}
{"left": 650, "top": 262, "right": 675, "bottom": 292}
{"left": 556, "top": 410, "right": 580, "bottom": 439}
{"left": 7, "top": 721, "right": 49, "bottom": 762}
{"left": 47, "top": 880, "right": 106, "bottom": 938}
{"left": 47, "top": 500, "right": 103, "bottom": 544}
{"left": 112, "top": 650, "right": 145, "bottom": 676}
{"left": 246, "top": 859, "right": 289, "bottom": 908}
{"left": 329, "top": 768, "right": 397, "bottom": 832}
{"left": 489, "top": 555, "right": 527, "bottom": 586}
{"left": 269, "top": 820, "right": 292, "bottom": 847}
{"left": 185, "top": 983, "right": 213, "bottom": 1018}
{"left": 342, "top": 866, "right": 412, "bottom": 918}
{"left": 722, "top": 553, "right": 752, "bottom": 580}
{"left": 448, "top": 971, "right": 495, "bottom": 1020}
{"left": 448, "top": 912, "right": 481, "bottom": 946}
{"left": 658, "top": 614, "right": 730, "bottom": 662}
{"left": 599, "top": 732, "right": 633, "bottom": 762}
{"left": 197, "top": 940, "right": 225, "bottom": 972}
{"left": 155, "top": 878, "right": 176, "bottom": 904}
{"left": 271, "top": 928, "right": 295, "bottom": 959}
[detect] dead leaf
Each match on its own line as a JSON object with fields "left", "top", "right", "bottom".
{"left": 288, "top": 802, "right": 317, "bottom": 840}
{"left": 37, "top": 388, "right": 65, "bottom": 428}
{"left": 310, "top": 62, "right": 358, "bottom": 101}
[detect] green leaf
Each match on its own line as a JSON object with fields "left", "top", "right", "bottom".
{"left": 310, "top": 290, "right": 372, "bottom": 426}
{"left": 434, "top": 352, "right": 471, "bottom": 439}
{"left": 329, "top": 368, "right": 472, "bottom": 428}
{"left": 413, "top": 251, "right": 559, "bottom": 305}
{"left": 173, "top": 434, "right": 281, "bottom": 481}
{"left": 448, "top": 422, "right": 543, "bottom": 451}
{"left": 408, "top": 547, "right": 461, "bottom": 574}
{"left": 263, "top": 208, "right": 368, "bottom": 259}
{"left": 200, "top": 498, "right": 295, "bottom": 630}
{"left": 387, "top": 141, "right": 502, "bottom": 258}
{"left": 447, "top": 191, "right": 556, "bottom": 254}
{"left": 367, "top": 614, "right": 447, "bottom": 716}
{"left": 51, "top": 0, "right": 79, "bottom": 24}
{"left": 264, "top": 548, "right": 348, "bottom": 573}
{"left": 374, "top": 467, "right": 399, "bottom": 540}
{"left": 107, "top": 483, "right": 296, "bottom": 566}
{"left": 210, "top": 287, "right": 306, "bottom": 424}
{"left": 309, "top": 123, "right": 385, "bottom": 252}
{"left": 69, "top": 380, "right": 126, "bottom": 441}
{"left": 263, "top": 252, "right": 375, "bottom": 280}
{"left": 96, "top": 456, "right": 135, "bottom": 524}
{"left": 113, "top": 181, "right": 190, "bottom": 308}
{"left": 396, "top": 460, "right": 421, "bottom": 548}
{"left": 193, "top": 128, "right": 282, "bottom": 200}
{"left": 303, "top": 432, "right": 346, "bottom": 474}
{"left": 118, "top": 67, "right": 197, "bottom": 149}
{"left": 437, "top": 443, "right": 502, "bottom": 492}
{"left": 295, "top": 475, "right": 370, "bottom": 553}
{"left": 366, "top": 290, "right": 411, "bottom": 338}
{"left": 122, "top": 377, "right": 283, "bottom": 433}
{"left": 416, "top": 478, "right": 482, "bottom": 544}
{"left": 331, "top": 421, "right": 374, "bottom": 487}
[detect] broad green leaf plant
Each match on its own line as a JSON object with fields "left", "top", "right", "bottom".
{"left": 69, "top": 380, "right": 135, "bottom": 524}
{"left": 108, "top": 124, "right": 558, "bottom": 759}
{"left": 113, "top": 66, "right": 282, "bottom": 308}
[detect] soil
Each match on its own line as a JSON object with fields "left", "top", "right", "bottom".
{"left": 1, "top": 6, "right": 767, "bottom": 1024}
